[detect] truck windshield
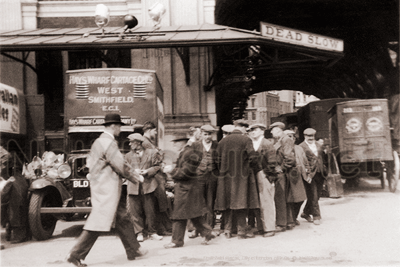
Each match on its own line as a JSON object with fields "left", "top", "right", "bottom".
{"left": 68, "top": 132, "right": 131, "bottom": 153}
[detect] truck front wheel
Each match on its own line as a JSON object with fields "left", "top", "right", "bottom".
{"left": 29, "top": 191, "right": 58, "bottom": 240}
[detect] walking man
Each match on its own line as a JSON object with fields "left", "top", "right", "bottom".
{"left": 299, "top": 128, "right": 326, "bottom": 225}
{"left": 125, "top": 133, "right": 163, "bottom": 241}
{"left": 66, "top": 114, "right": 147, "bottom": 267}
{"left": 164, "top": 134, "right": 215, "bottom": 248}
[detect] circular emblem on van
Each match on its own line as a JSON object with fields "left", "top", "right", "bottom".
{"left": 366, "top": 117, "right": 382, "bottom": 132}
{"left": 346, "top": 118, "right": 362, "bottom": 133}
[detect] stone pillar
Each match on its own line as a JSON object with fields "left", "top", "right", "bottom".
{"left": 21, "top": 0, "right": 38, "bottom": 30}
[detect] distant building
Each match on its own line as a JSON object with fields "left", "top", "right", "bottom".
{"left": 244, "top": 91, "right": 279, "bottom": 128}
{"left": 295, "top": 91, "right": 320, "bottom": 110}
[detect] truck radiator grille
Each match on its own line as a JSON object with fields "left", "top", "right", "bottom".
{"left": 133, "top": 84, "right": 146, "bottom": 98}
{"left": 75, "top": 84, "right": 89, "bottom": 99}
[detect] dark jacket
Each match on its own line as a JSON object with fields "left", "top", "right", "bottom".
{"left": 299, "top": 141, "right": 326, "bottom": 179}
{"left": 191, "top": 140, "right": 219, "bottom": 180}
{"left": 125, "top": 148, "right": 160, "bottom": 195}
{"left": 170, "top": 145, "right": 207, "bottom": 220}
{"left": 215, "top": 130, "right": 260, "bottom": 210}
{"left": 275, "top": 134, "right": 306, "bottom": 203}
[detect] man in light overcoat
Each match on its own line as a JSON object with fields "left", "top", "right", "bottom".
{"left": 66, "top": 114, "right": 147, "bottom": 267}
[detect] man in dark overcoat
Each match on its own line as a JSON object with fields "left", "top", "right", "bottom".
{"left": 215, "top": 119, "right": 259, "bottom": 239}
{"left": 190, "top": 125, "right": 219, "bottom": 236}
{"left": 66, "top": 114, "right": 147, "bottom": 267}
{"left": 163, "top": 134, "right": 215, "bottom": 248}
{"left": 270, "top": 122, "right": 297, "bottom": 232}
{"left": 299, "top": 128, "right": 326, "bottom": 225}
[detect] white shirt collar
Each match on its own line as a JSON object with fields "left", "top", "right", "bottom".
{"left": 306, "top": 140, "right": 318, "bottom": 156}
{"left": 252, "top": 136, "right": 263, "bottom": 151}
{"left": 202, "top": 140, "right": 212, "bottom": 152}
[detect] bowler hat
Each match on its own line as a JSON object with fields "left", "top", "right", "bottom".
{"left": 200, "top": 125, "right": 216, "bottom": 132}
{"left": 269, "top": 122, "right": 285, "bottom": 130}
{"left": 128, "top": 133, "right": 146, "bottom": 142}
{"left": 303, "top": 128, "right": 316, "bottom": 136}
{"left": 103, "top": 113, "right": 125, "bottom": 126}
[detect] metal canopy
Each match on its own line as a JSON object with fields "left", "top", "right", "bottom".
{"left": 0, "top": 23, "right": 342, "bottom": 59}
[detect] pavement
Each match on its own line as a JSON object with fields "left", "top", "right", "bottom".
{"left": 1, "top": 177, "right": 400, "bottom": 266}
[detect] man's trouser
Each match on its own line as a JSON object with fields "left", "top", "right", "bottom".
{"left": 223, "top": 209, "right": 247, "bottom": 236}
{"left": 128, "top": 192, "right": 157, "bottom": 235}
{"left": 256, "top": 171, "right": 276, "bottom": 232}
{"left": 70, "top": 188, "right": 140, "bottom": 260}
{"left": 303, "top": 172, "right": 324, "bottom": 220}
{"left": 275, "top": 173, "right": 288, "bottom": 227}
{"left": 171, "top": 216, "right": 212, "bottom": 246}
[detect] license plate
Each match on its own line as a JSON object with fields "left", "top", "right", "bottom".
{"left": 73, "top": 180, "right": 90, "bottom": 188}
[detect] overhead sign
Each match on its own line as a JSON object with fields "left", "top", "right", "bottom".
{"left": 0, "top": 83, "right": 26, "bottom": 134}
{"left": 260, "top": 22, "right": 344, "bottom": 52}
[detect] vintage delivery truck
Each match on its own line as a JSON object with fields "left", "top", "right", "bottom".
{"left": 27, "top": 68, "right": 164, "bottom": 240}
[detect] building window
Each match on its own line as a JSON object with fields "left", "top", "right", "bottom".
{"left": 251, "top": 98, "right": 255, "bottom": 107}
{"left": 252, "top": 111, "right": 256, "bottom": 120}
{"left": 243, "top": 112, "right": 248, "bottom": 120}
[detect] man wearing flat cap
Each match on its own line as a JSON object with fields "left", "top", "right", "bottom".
{"left": 189, "top": 125, "right": 220, "bottom": 236}
{"left": 299, "top": 128, "right": 326, "bottom": 225}
{"left": 221, "top": 124, "right": 235, "bottom": 138}
{"left": 163, "top": 133, "right": 215, "bottom": 248}
{"left": 248, "top": 123, "right": 277, "bottom": 237}
{"left": 270, "top": 121, "right": 297, "bottom": 232}
{"left": 67, "top": 113, "right": 147, "bottom": 266}
{"left": 215, "top": 119, "right": 259, "bottom": 239}
{"left": 141, "top": 121, "right": 172, "bottom": 237}
{"left": 125, "top": 133, "right": 164, "bottom": 242}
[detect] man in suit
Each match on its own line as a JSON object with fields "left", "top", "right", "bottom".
{"left": 248, "top": 123, "right": 277, "bottom": 237}
{"left": 189, "top": 125, "right": 219, "bottom": 238}
{"left": 164, "top": 134, "right": 215, "bottom": 248}
{"left": 125, "top": 133, "right": 164, "bottom": 241}
{"left": 66, "top": 114, "right": 147, "bottom": 267}
{"left": 270, "top": 122, "right": 297, "bottom": 232}
{"left": 215, "top": 119, "right": 259, "bottom": 239}
{"left": 299, "top": 128, "right": 326, "bottom": 225}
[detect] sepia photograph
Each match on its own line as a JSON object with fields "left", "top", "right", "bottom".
{"left": 0, "top": 0, "right": 399, "bottom": 266}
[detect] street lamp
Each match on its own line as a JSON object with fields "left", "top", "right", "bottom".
{"left": 94, "top": 4, "right": 110, "bottom": 35}
{"left": 148, "top": 2, "right": 166, "bottom": 30}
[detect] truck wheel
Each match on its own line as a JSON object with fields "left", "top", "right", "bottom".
{"left": 387, "top": 151, "right": 400, "bottom": 193}
{"left": 29, "top": 191, "right": 58, "bottom": 240}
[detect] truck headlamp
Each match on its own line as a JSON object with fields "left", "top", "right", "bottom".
{"left": 58, "top": 164, "right": 72, "bottom": 179}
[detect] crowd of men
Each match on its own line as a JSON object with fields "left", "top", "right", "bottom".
{"left": 1, "top": 113, "right": 328, "bottom": 267}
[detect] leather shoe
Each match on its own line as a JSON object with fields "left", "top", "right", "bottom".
{"left": 253, "top": 230, "right": 264, "bottom": 235}
{"left": 237, "top": 233, "right": 255, "bottom": 239}
{"left": 188, "top": 231, "right": 198, "bottom": 239}
{"left": 286, "top": 224, "right": 295, "bottom": 230}
{"left": 66, "top": 254, "right": 87, "bottom": 267}
{"left": 275, "top": 226, "right": 286, "bottom": 232}
{"left": 224, "top": 232, "right": 232, "bottom": 239}
{"left": 164, "top": 243, "right": 182, "bottom": 249}
{"left": 313, "top": 219, "right": 321, "bottom": 225}
{"left": 301, "top": 213, "right": 313, "bottom": 223}
{"left": 263, "top": 231, "right": 275, "bottom": 237}
{"left": 295, "top": 220, "right": 300, "bottom": 226}
{"left": 201, "top": 233, "right": 216, "bottom": 245}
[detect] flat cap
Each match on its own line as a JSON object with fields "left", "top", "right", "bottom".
{"left": 200, "top": 125, "right": 216, "bottom": 132}
{"left": 249, "top": 123, "right": 267, "bottom": 130}
{"left": 221, "top": 124, "right": 235, "bottom": 133}
{"left": 303, "top": 128, "right": 316, "bottom": 136}
{"left": 269, "top": 122, "right": 285, "bottom": 130}
{"left": 283, "top": 129, "right": 295, "bottom": 135}
{"left": 128, "top": 133, "right": 146, "bottom": 142}
{"left": 233, "top": 119, "right": 249, "bottom": 128}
